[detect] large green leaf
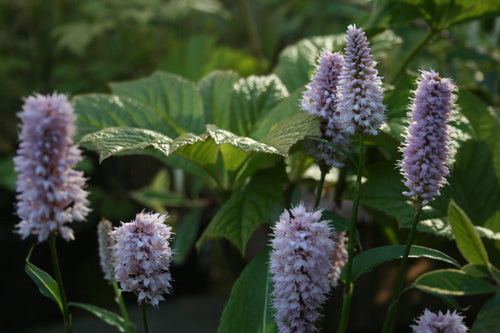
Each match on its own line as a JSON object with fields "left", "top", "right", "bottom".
{"left": 448, "top": 200, "right": 489, "bottom": 267}
{"left": 413, "top": 269, "right": 496, "bottom": 296}
{"left": 471, "top": 292, "right": 500, "bottom": 333}
{"left": 197, "top": 163, "right": 287, "bottom": 254}
{"left": 217, "top": 248, "right": 276, "bottom": 333}
{"left": 69, "top": 302, "right": 133, "bottom": 333}
{"left": 198, "top": 70, "right": 239, "bottom": 129}
{"left": 73, "top": 94, "right": 170, "bottom": 141}
{"left": 229, "top": 75, "right": 289, "bottom": 138}
{"left": 339, "top": 245, "right": 461, "bottom": 282}
{"left": 109, "top": 71, "right": 206, "bottom": 135}
{"left": 25, "top": 248, "right": 63, "bottom": 313}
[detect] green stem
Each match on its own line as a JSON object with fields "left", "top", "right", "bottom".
{"left": 381, "top": 203, "right": 423, "bottom": 333}
{"left": 112, "top": 280, "right": 134, "bottom": 333}
{"left": 141, "top": 304, "right": 150, "bottom": 333}
{"left": 49, "top": 235, "right": 72, "bottom": 333}
{"left": 338, "top": 134, "right": 365, "bottom": 333}
{"left": 314, "top": 170, "right": 327, "bottom": 209}
{"left": 391, "top": 29, "right": 437, "bottom": 84}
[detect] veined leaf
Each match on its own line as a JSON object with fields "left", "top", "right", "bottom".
{"left": 217, "top": 248, "right": 276, "bottom": 333}
{"left": 448, "top": 200, "right": 489, "bottom": 267}
{"left": 339, "top": 245, "right": 461, "bottom": 282}
{"left": 413, "top": 269, "right": 496, "bottom": 296}
{"left": 198, "top": 70, "right": 240, "bottom": 129}
{"left": 229, "top": 75, "right": 289, "bottom": 138}
{"left": 73, "top": 94, "right": 171, "bottom": 141}
{"left": 110, "top": 71, "right": 206, "bottom": 135}
{"left": 25, "top": 247, "right": 63, "bottom": 313}
{"left": 197, "top": 163, "right": 287, "bottom": 254}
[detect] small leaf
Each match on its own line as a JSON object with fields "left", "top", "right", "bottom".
{"left": 413, "top": 269, "right": 496, "bottom": 296}
{"left": 448, "top": 200, "right": 490, "bottom": 267}
{"left": 69, "top": 302, "right": 133, "bottom": 333}
{"left": 340, "top": 245, "right": 461, "bottom": 282}
{"left": 25, "top": 247, "right": 63, "bottom": 313}
{"left": 471, "top": 292, "right": 500, "bottom": 333}
{"left": 217, "top": 248, "right": 276, "bottom": 333}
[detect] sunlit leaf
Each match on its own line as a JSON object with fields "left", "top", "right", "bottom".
{"left": 413, "top": 269, "right": 496, "bottom": 296}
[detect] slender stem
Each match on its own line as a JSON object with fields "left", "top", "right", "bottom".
{"left": 338, "top": 134, "right": 365, "bottom": 333}
{"left": 49, "top": 235, "right": 72, "bottom": 333}
{"left": 381, "top": 203, "right": 423, "bottom": 333}
{"left": 314, "top": 170, "right": 327, "bottom": 209}
{"left": 112, "top": 280, "right": 134, "bottom": 333}
{"left": 141, "top": 304, "right": 150, "bottom": 333}
{"left": 390, "top": 29, "right": 437, "bottom": 84}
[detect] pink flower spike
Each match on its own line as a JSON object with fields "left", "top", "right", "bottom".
{"left": 111, "top": 212, "right": 174, "bottom": 307}
{"left": 401, "top": 70, "right": 456, "bottom": 205}
{"left": 411, "top": 309, "right": 468, "bottom": 333}
{"left": 302, "top": 50, "right": 351, "bottom": 170}
{"left": 270, "top": 204, "right": 335, "bottom": 332}
{"left": 337, "top": 24, "right": 386, "bottom": 136}
{"left": 14, "top": 93, "right": 90, "bottom": 242}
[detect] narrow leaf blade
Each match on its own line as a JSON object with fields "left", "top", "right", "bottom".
{"left": 340, "top": 245, "right": 461, "bottom": 282}
{"left": 413, "top": 269, "right": 496, "bottom": 296}
{"left": 25, "top": 248, "right": 63, "bottom": 313}
{"left": 69, "top": 302, "right": 132, "bottom": 333}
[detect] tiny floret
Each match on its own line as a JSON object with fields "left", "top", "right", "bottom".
{"left": 97, "top": 219, "right": 114, "bottom": 281}
{"left": 111, "top": 212, "right": 174, "bottom": 307}
{"left": 401, "top": 70, "right": 456, "bottom": 205}
{"left": 14, "top": 93, "right": 90, "bottom": 242}
{"left": 411, "top": 309, "right": 468, "bottom": 333}
{"left": 337, "top": 24, "right": 385, "bottom": 135}
{"left": 302, "top": 50, "right": 351, "bottom": 169}
{"left": 270, "top": 204, "right": 335, "bottom": 333}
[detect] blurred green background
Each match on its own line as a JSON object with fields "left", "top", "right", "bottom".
{"left": 1, "top": 0, "right": 499, "bottom": 332}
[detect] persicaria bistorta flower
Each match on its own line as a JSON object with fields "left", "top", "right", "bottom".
{"left": 14, "top": 93, "right": 90, "bottom": 242}
{"left": 401, "top": 71, "right": 456, "bottom": 205}
{"left": 337, "top": 24, "right": 385, "bottom": 135}
{"left": 302, "top": 50, "right": 351, "bottom": 170}
{"left": 270, "top": 204, "right": 335, "bottom": 333}
{"left": 329, "top": 230, "right": 348, "bottom": 288}
{"left": 411, "top": 309, "right": 468, "bottom": 333}
{"left": 97, "top": 219, "right": 114, "bottom": 281}
{"left": 111, "top": 212, "right": 174, "bottom": 307}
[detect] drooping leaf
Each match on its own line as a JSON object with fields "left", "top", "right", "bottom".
{"left": 448, "top": 200, "right": 490, "bottom": 267}
{"left": 25, "top": 247, "right": 63, "bottom": 313}
{"left": 471, "top": 292, "right": 500, "bottom": 333}
{"left": 69, "top": 302, "right": 133, "bottom": 333}
{"left": 197, "top": 163, "right": 287, "bottom": 254}
{"left": 109, "top": 71, "right": 206, "bottom": 135}
{"left": 339, "top": 245, "right": 461, "bottom": 283}
{"left": 217, "top": 248, "right": 276, "bottom": 333}
{"left": 413, "top": 269, "right": 496, "bottom": 296}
